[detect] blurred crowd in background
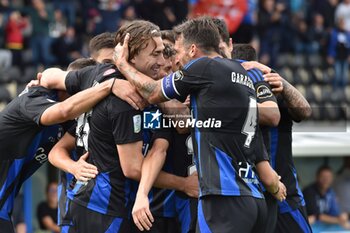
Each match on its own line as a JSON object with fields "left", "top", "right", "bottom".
{"left": 0, "top": 0, "right": 349, "bottom": 118}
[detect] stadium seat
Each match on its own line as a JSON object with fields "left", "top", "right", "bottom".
{"left": 279, "top": 67, "right": 294, "bottom": 84}
{"left": 296, "top": 68, "right": 311, "bottom": 85}
{"left": 21, "top": 66, "right": 38, "bottom": 84}
{"left": 5, "top": 66, "right": 21, "bottom": 83}
{"left": 310, "top": 85, "right": 323, "bottom": 103}
{"left": 345, "top": 86, "right": 350, "bottom": 103}
{"left": 309, "top": 102, "right": 322, "bottom": 120}
{"left": 0, "top": 86, "right": 11, "bottom": 103}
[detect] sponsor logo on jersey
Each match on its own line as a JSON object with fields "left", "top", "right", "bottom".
{"left": 173, "top": 70, "right": 184, "bottom": 81}
{"left": 256, "top": 85, "right": 273, "bottom": 99}
{"left": 103, "top": 68, "right": 116, "bottom": 76}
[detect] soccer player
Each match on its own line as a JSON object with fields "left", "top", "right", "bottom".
{"left": 114, "top": 17, "right": 286, "bottom": 233}
{"left": 41, "top": 20, "right": 198, "bottom": 233}
{"left": 0, "top": 62, "right": 132, "bottom": 233}
{"left": 50, "top": 32, "right": 132, "bottom": 228}
{"left": 240, "top": 55, "right": 313, "bottom": 233}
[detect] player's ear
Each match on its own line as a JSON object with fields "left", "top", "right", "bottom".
{"left": 130, "top": 56, "right": 136, "bottom": 64}
{"left": 189, "top": 44, "right": 196, "bottom": 58}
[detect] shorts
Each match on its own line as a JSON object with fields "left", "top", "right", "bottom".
{"left": 0, "top": 218, "right": 14, "bottom": 233}
{"left": 63, "top": 201, "right": 131, "bottom": 233}
{"left": 197, "top": 195, "right": 267, "bottom": 233}
{"left": 275, "top": 205, "right": 312, "bottom": 233}
{"left": 175, "top": 194, "right": 197, "bottom": 233}
{"left": 131, "top": 216, "right": 179, "bottom": 233}
{"left": 264, "top": 192, "right": 278, "bottom": 233}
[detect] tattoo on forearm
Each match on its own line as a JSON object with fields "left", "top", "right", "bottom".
{"left": 126, "top": 67, "right": 156, "bottom": 99}
{"left": 282, "top": 80, "right": 311, "bottom": 120}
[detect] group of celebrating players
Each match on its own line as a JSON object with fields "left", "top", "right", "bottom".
{"left": 0, "top": 16, "right": 313, "bottom": 233}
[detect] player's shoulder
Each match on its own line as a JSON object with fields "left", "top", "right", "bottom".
{"left": 183, "top": 57, "right": 212, "bottom": 71}
{"left": 106, "top": 95, "right": 140, "bottom": 114}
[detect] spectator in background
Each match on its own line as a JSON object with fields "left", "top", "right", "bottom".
{"left": 327, "top": 17, "right": 350, "bottom": 90}
{"left": 257, "top": 0, "right": 285, "bottom": 67}
{"left": 5, "top": 11, "right": 28, "bottom": 68}
{"left": 334, "top": 157, "right": 350, "bottom": 217}
{"left": 317, "top": 0, "right": 338, "bottom": 30}
{"left": 97, "top": 0, "right": 125, "bottom": 33}
{"left": 49, "top": 9, "right": 67, "bottom": 39}
{"left": 27, "top": 0, "right": 55, "bottom": 68}
{"left": 335, "top": 0, "right": 350, "bottom": 32}
{"left": 53, "top": 0, "right": 75, "bottom": 27}
{"left": 52, "top": 27, "right": 82, "bottom": 67}
{"left": 303, "top": 166, "right": 350, "bottom": 229}
{"left": 309, "top": 13, "right": 329, "bottom": 57}
{"left": 37, "top": 182, "right": 60, "bottom": 233}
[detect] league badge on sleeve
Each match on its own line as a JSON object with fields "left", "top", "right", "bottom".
{"left": 133, "top": 114, "right": 142, "bottom": 133}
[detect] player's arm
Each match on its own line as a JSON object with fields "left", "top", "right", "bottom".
{"left": 48, "top": 131, "right": 98, "bottom": 182}
{"left": 255, "top": 161, "right": 286, "bottom": 202}
{"left": 242, "top": 61, "right": 311, "bottom": 122}
{"left": 40, "top": 68, "right": 68, "bottom": 90}
{"left": 40, "top": 78, "right": 115, "bottom": 125}
{"left": 278, "top": 77, "right": 312, "bottom": 122}
{"left": 40, "top": 67, "right": 145, "bottom": 110}
{"left": 246, "top": 68, "right": 280, "bottom": 126}
{"left": 258, "top": 101, "right": 280, "bottom": 126}
{"left": 131, "top": 137, "right": 198, "bottom": 231}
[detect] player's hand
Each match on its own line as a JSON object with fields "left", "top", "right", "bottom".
{"left": 132, "top": 193, "right": 154, "bottom": 231}
{"left": 183, "top": 172, "right": 199, "bottom": 198}
{"left": 113, "top": 33, "right": 130, "bottom": 68}
{"left": 263, "top": 73, "right": 284, "bottom": 94}
{"left": 241, "top": 61, "right": 271, "bottom": 74}
{"left": 72, "top": 152, "right": 98, "bottom": 182}
{"left": 26, "top": 72, "right": 43, "bottom": 88}
{"left": 272, "top": 181, "right": 287, "bottom": 202}
{"left": 111, "top": 79, "right": 148, "bottom": 110}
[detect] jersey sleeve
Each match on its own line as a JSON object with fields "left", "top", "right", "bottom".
{"left": 22, "top": 95, "right": 57, "bottom": 126}
{"left": 108, "top": 97, "right": 143, "bottom": 145}
{"left": 248, "top": 69, "right": 276, "bottom": 104}
{"left": 65, "top": 65, "right": 96, "bottom": 95}
{"left": 151, "top": 128, "right": 172, "bottom": 145}
{"left": 66, "top": 122, "right": 77, "bottom": 137}
{"left": 161, "top": 57, "right": 212, "bottom": 102}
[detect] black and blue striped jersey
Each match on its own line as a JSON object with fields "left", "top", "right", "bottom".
{"left": 0, "top": 87, "right": 62, "bottom": 221}
{"left": 161, "top": 56, "right": 264, "bottom": 199}
{"left": 67, "top": 93, "right": 143, "bottom": 217}
{"left": 272, "top": 97, "right": 305, "bottom": 213}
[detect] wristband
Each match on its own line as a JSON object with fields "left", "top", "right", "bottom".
{"left": 272, "top": 186, "right": 280, "bottom": 195}
{"left": 110, "top": 78, "right": 116, "bottom": 93}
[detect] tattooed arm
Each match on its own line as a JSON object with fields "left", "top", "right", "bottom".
{"left": 280, "top": 79, "right": 312, "bottom": 122}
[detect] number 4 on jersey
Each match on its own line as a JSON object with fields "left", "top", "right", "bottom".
{"left": 242, "top": 97, "right": 257, "bottom": 148}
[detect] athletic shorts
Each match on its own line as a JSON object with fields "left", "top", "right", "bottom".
{"left": 131, "top": 216, "right": 179, "bottom": 233}
{"left": 197, "top": 195, "right": 267, "bottom": 233}
{"left": 62, "top": 201, "right": 131, "bottom": 233}
{"left": 175, "top": 194, "right": 197, "bottom": 233}
{"left": 275, "top": 205, "right": 312, "bottom": 233}
{"left": 0, "top": 218, "right": 14, "bottom": 233}
{"left": 264, "top": 192, "right": 278, "bottom": 233}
